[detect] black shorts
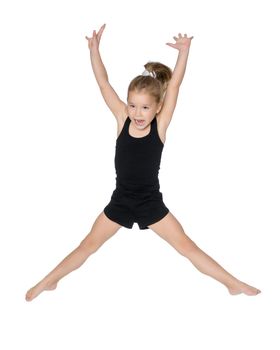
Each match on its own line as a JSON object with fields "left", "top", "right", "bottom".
{"left": 103, "top": 187, "right": 169, "bottom": 230}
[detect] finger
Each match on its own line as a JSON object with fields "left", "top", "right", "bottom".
{"left": 184, "top": 33, "right": 187, "bottom": 37}
{"left": 85, "top": 36, "right": 92, "bottom": 47}
{"left": 173, "top": 36, "right": 178, "bottom": 41}
{"left": 97, "top": 25, "right": 105, "bottom": 39}
{"left": 178, "top": 33, "right": 182, "bottom": 38}
{"left": 97, "top": 23, "right": 106, "bottom": 35}
{"left": 166, "top": 43, "right": 176, "bottom": 48}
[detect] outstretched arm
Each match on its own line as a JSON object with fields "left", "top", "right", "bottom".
{"left": 85, "top": 24, "right": 126, "bottom": 121}
{"left": 86, "top": 24, "right": 108, "bottom": 88}
{"left": 157, "top": 32, "right": 194, "bottom": 128}
{"left": 167, "top": 33, "right": 193, "bottom": 87}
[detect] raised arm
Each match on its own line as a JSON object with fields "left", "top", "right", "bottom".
{"left": 85, "top": 24, "right": 126, "bottom": 121}
{"left": 157, "top": 32, "right": 194, "bottom": 128}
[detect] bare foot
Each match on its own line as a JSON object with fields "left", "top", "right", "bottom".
{"left": 227, "top": 280, "right": 261, "bottom": 296}
{"left": 25, "top": 280, "right": 58, "bottom": 302}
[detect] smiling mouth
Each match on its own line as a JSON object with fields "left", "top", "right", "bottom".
{"left": 135, "top": 119, "right": 145, "bottom": 126}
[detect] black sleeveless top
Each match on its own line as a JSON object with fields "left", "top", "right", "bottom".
{"left": 114, "top": 116, "right": 164, "bottom": 192}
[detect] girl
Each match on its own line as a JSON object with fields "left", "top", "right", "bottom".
{"left": 25, "top": 24, "right": 261, "bottom": 301}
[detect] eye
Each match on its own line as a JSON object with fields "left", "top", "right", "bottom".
{"left": 143, "top": 106, "right": 149, "bottom": 109}
{"left": 129, "top": 104, "right": 135, "bottom": 108}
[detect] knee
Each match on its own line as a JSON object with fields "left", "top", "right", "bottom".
{"left": 176, "top": 239, "right": 199, "bottom": 257}
{"left": 79, "top": 235, "right": 101, "bottom": 255}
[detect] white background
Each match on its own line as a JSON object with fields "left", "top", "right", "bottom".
{"left": 1, "top": 0, "right": 279, "bottom": 349}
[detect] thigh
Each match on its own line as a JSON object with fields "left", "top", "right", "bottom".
{"left": 133, "top": 191, "right": 169, "bottom": 230}
{"left": 104, "top": 189, "right": 135, "bottom": 229}
{"left": 147, "top": 211, "right": 198, "bottom": 254}
{"left": 80, "top": 211, "right": 122, "bottom": 251}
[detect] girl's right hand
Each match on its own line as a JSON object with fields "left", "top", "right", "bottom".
{"left": 85, "top": 23, "right": 106, "bottom": 51}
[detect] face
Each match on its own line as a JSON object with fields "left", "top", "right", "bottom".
{"left": 127, "top": 90, "right": 162, "bottom": 129}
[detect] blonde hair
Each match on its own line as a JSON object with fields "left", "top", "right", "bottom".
{"left": 127, "top": 61, "right": 172, "bottom": 104}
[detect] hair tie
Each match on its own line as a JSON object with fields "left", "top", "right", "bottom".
{"left": 142, "top": 69, "right": 156, "bottom": 79}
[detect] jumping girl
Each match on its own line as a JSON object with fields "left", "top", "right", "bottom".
{"left": 25, "top": 24, "right": 261, "bottom": 301}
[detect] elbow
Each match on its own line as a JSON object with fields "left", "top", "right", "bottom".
{"left": 98, "top": 79, "right": 110, "bottom": 90}
{"left": 168, "top": 79, "right": 181, "bottom": 90}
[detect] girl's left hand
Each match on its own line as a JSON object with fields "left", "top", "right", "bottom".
{"left": 166, "top": 33, "right": 194, "bottom": 51}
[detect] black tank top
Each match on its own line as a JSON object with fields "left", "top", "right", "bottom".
{"left": 114, "top": 116, "right": 164, "bottom": 192}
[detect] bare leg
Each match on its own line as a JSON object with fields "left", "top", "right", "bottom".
{"left": 25, "top": 211, "right": 122, "bottom": 301}
{"left": 148, "top": 212, "right": 261, "bottom": 296}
